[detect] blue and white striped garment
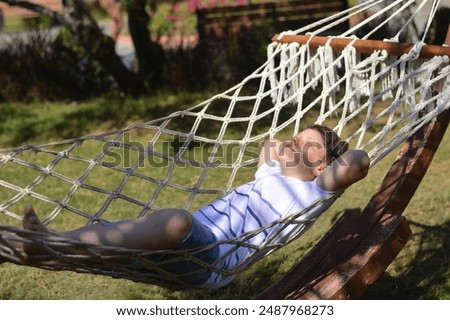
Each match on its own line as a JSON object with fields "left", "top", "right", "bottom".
{"left": 193, "top": 160, "right": 335, "bottom": 288}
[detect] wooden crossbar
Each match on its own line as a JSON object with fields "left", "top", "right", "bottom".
{"left": 272, "top": 34, "right": 450, "bottom": 59}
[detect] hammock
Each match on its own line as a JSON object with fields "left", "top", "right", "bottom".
{"left": 1, "top": 0, "right": 449, "bottom": 294}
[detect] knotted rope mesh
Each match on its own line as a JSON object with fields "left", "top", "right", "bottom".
{"left": 0, "top": 0, "right": 449, "bottom": 289}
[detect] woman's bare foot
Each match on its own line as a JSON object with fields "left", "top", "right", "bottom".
{"left": 23, "top": 205, "right": 49, "bottom": 233}
{"left": 22, "top": 205, "right": 83, "bottom": 265}
{"left": 0, "top": 206, "right": 49, "bottom": 264}
{"left": 22, "top": 205, "right": 52, "bottom": 258}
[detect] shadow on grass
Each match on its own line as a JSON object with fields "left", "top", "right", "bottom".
{"left": 0, "top": 93, "right": 209, "bottom": 147}
{"left": 364, "top": 220, "right": 450, "bottom": 299}
{"left": 159, "top": 253, "right": 288, "bottom": 299}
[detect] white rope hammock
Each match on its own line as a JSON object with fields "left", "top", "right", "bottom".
{"left": 0, "top": 0, "right": 449, "bottom": 290}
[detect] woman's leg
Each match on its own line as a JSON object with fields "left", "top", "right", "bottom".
{"left": 23, "top": 205, "right": 193, "bottom": 253}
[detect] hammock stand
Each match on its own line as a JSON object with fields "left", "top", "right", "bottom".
{"left": 258, "top": 103, "right": 449, "bottom": 300}
{"left": 1, "top": 0, "right": 450, "bottom": 298}
{"left": 256, "top": 31, "right": 450, "bottom": 299}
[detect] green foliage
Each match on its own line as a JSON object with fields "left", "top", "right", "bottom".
{"left": 149, "top": 1, "right": 197, "bottom": 37}
{"left": 177, "top": 2, "right": 197, "bottom": 36}
{"left": 22, "top": 14, "right": 54, "bottom": 31}
{"left": 0, "top": 29, "right": 114, "bottom": 102}
{"left": 150, "top": 2, "right": 174, "bottom": 37}
{"left": 2, "top": 15, "right": 54, "bottom": 33}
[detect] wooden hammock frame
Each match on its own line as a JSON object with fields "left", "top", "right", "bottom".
{"left": 256, "top": 32, "right": 450, "bottom": 299}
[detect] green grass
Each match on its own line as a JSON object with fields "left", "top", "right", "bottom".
{"left": 0, "top": 93, "right": 448, "bottom": 299}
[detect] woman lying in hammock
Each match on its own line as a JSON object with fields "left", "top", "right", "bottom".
{"left": 5, "top": 124, "right": 370, "bottom": 289}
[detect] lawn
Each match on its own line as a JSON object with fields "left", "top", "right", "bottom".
{"left": 0, "top": 93, "right": 448, "bottom": 299}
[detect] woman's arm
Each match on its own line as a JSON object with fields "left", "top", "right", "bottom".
{"left": 316, "top": 150, "right": 370, "bottom": 192}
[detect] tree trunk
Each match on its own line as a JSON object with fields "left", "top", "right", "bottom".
{"left": 127, "top": 0, "right": 164, "bottom": 87}
{"left": 63, "top": 0, "right": 144, "bottom": 95}
{"left": 85, "top": 30, "right": 144, "bottom": 95}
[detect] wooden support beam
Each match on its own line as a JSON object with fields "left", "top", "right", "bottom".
{"left": 272, "top": 34, "right": 450, "bottom": 59}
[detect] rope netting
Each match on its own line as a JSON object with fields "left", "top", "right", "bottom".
{"left": 0, "top": 0, "right": 449, "bottom": 289}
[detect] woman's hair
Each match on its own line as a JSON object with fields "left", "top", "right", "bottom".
{"left": 308, "top": 124, "right": 348, "bottom": 165}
